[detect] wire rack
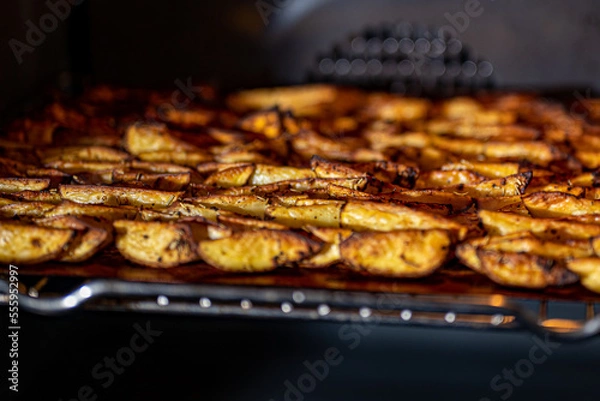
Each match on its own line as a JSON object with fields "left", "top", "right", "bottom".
{"left": 1, "top": 275, "right": 599, "bottom": 342}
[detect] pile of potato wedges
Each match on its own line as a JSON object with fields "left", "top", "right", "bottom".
{"left": 1, "top": 84, "right": 600, "bottom": 295}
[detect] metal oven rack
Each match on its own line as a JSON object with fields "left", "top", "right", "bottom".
{"left": 2, "top": 275, "right": 599, "bottom": 342}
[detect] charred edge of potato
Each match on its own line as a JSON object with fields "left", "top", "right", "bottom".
{"left": 114, "top": 220, "right": 198, "bottom": 268}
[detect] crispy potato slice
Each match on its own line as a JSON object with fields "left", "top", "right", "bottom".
{"left": 59, "top": 185, "right": 182, "bottom": 208}
{"left": 36, "top": 216, "right": 112, "bottom": 262}
{"left": 441, "top": 160, "right": 520, "bottom": 178}
{"left": 114, "top": 220, "right": 198, "bottom": 268}
{"left": 381, "top": 189, "right": 473, "bottom": 211}
{"left": 363, "top": 95, "right": 430, "bottom": 122}
{"left": 432, "top": 137, "right": 560, "bottom": 166}
{"left": 310, "top": 156, "right": 366, "bottom": 179}
{"left": 0, "top": 178, "right": 50, "bottom": 193}
{"left": 526, "top": 184, "right": 584, "bottom": 196}
{"left": 566, "top": 258, "right": 600, "bottom": 294}
{"left": 248, "top": 164, "right": 316, "bottom": 185}
{"left": 341, "top": 201, "right": 467, "bottom": 239}
{"left": 265, "top": 202, "right": 343, "bottom": 228}
{"left": 128, "top": 161, "right": 191, "bottom": 174}
{"left": 137, "top": 151, "right": 212, "bottom": 167}
{"left": 236, "top": 108, "right": 282, "bottom": 138}
{"left": 0, "top": 201, "right": 57, "bottom": 218}
{"left": 204, "top": 164, "right": 254, "bottom": 187}
{"left": 456, "top": 246, "right": 577, "bottom": 288}
{"left": 340, "top": 229, "right": 450, "bottom": 277}
{"left": 227, "top": 84, "right": 361, "bottom": 117}
{"left": 45, "top": 161, "right": 126, "bottom": 173}
{"left": 112, "top": 172, "right": 191, "bottom": 191}
{"left": 476, "top": 196, "right": 523, "bottom": 212}
{"left": 0, "top": 221, "right": 75, "bottom": 264}
{"left": 464, "top": 233, "right": 593, "bottom": 260}
{"left": 217, "top": 214, "right": 288, "bottom": 231}
{"left": 46, "top": 200, "right": 137, "bottom": 220}
{"left": 449, "top": 172, "right": 531, "bottom": 197}
{"left": 575, "top": 151, "right": 600, "bottom": 169}
{"left": 524, "top": 192, "right": 600, "bottom": 217}
{"left": 416, "top": 170, "right": 485, "bottom": 188}
{"left": 8, "top": 190, "right": 62, "bottom": 203}
{"left": 160, "top": 107, "right": 215, "bottom": 128}
{"left": 193, "top": 195, "right": 269, "bottom": 218}
{"left": 451, "top": 124, "right": 539, "bottom": 140}
{"left": 124, "top": 123, "right": 196, "bottom": 155}
{"left": 198, "top": 230, "right": 317, "bottom": 272}
{"left": 299, "top": 227, "right": 353, "bottom": 268}
{"left": 40, "top": 146, "right": 130, "bottom": 163}
{"left": 478, "top": 210, "right": 600, "bottom": 241}
{"left": 139, "top": 201, "right": 219, "bottom": 222}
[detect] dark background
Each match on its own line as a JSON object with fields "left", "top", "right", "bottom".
{"left": 1, "top": 309, "right": 600, "bottom": 401}
{"left": 2, "top": 0, "right": 600, "bottom": 399}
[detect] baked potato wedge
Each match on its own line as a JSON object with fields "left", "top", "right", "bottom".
{"left": 340, "top": 229, "right": 451, "bottom": 277}
{"left": 114, "top": 220, "right": 198, "bottom": 268}
{"left": 59, "top": 185, "right": 182, "bottom": 208}
{"left": 198, "top": 229, "right": 318, "bottom": 272}
{"left": 0, "top": 221, "right": 75, "bottom": 264}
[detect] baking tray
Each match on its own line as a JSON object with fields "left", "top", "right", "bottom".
{"left": 2, "top": 248, "right": 600, "bottom": 342}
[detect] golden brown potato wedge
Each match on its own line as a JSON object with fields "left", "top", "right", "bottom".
{"left": 441, "top": 160, "right": 520, "bottom": 178}
{"left": 416, "top": 170, "right": 485, "bottom": 188}
{"left": 340, "top": 229, "right": 450, "bottom": 277}
{"left": 0, "top": 201, "right": 57, "bottom": 218}
{"left": 111, "top": 171, "right": 191, "bottom": 191}
{"left": 248, "top": 164, "right": 316, "bottom": 185}
{"left": 46, "top": 200, "right": 137, "bottom": 220}
{"left": 462, "top": 232, "right": 593, "bottom": 260}
{"left": 566, "top": 258, "right": 600, "bottom": 293}
{"left": 0, "top": 178, "right": 50, "bottom": 193}
{"left": 227, "top": 84, "right": 362, "bottom": 117}
{"left": 236, "top": 108, "right": 282, "bottom": 138}
{"left": 456, "top": 247, "right": 577, "bottom": 289}
{"left": 265, "top": 202, "right": 344, "bottom": 228}
{"left": 114, "top": 220, "right": 198, "bottom": 268}
{"left": 478, "top": 210, "right": 600, "bottom": 241}
{"left": 137, "top": 151, "right": 212, "bottom": 166}
{"left": 36, "top": 216, "right": 112, "bottom": 262}
{"left": 198, "top": 229, "right": 317, "bottom": 272}
{"left": 524, "top": 192, "right": 600, "bottom": 217}
{"left": 59, "top": 185, "right": 182, "bottom": 208}
{"left": 193, "top": 195, "right": 269, "bottom": 218}
{"left": 341, "top": 201, "right": 467, "bottom": 239}
{"left": 448, "top": 172, "right": 531, "bottom": 198}
{"left": 124, "top": 123, "right": 196, "bottom": 155}
{"left": 0, "top": 221, "right": 75, "bottom": 264}
{"left": 204, "top": 164, "right": 254, "bottom": 187}
{"left": 40, "top": 146, "right": 130, "bottom": 163}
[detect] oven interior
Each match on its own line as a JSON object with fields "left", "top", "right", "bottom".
{"left": 2, "top": 1, "right": 600, "bottom": 400}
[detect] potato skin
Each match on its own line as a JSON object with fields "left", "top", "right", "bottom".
{"left": 198, "top": 230, "right": 318, "bottom": 272}
{"left": 340, "top": 229, "right": 451, "bottom": 277}
{"left": 114, "top": 220, "right": 198, "bottom": 268}
{"left": 0, "top": 222, "right": 75, "bottom": 264}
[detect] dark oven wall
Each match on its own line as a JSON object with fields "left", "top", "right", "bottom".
{"left": 1, "top": 0, "right": 600, "bottom": 107}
